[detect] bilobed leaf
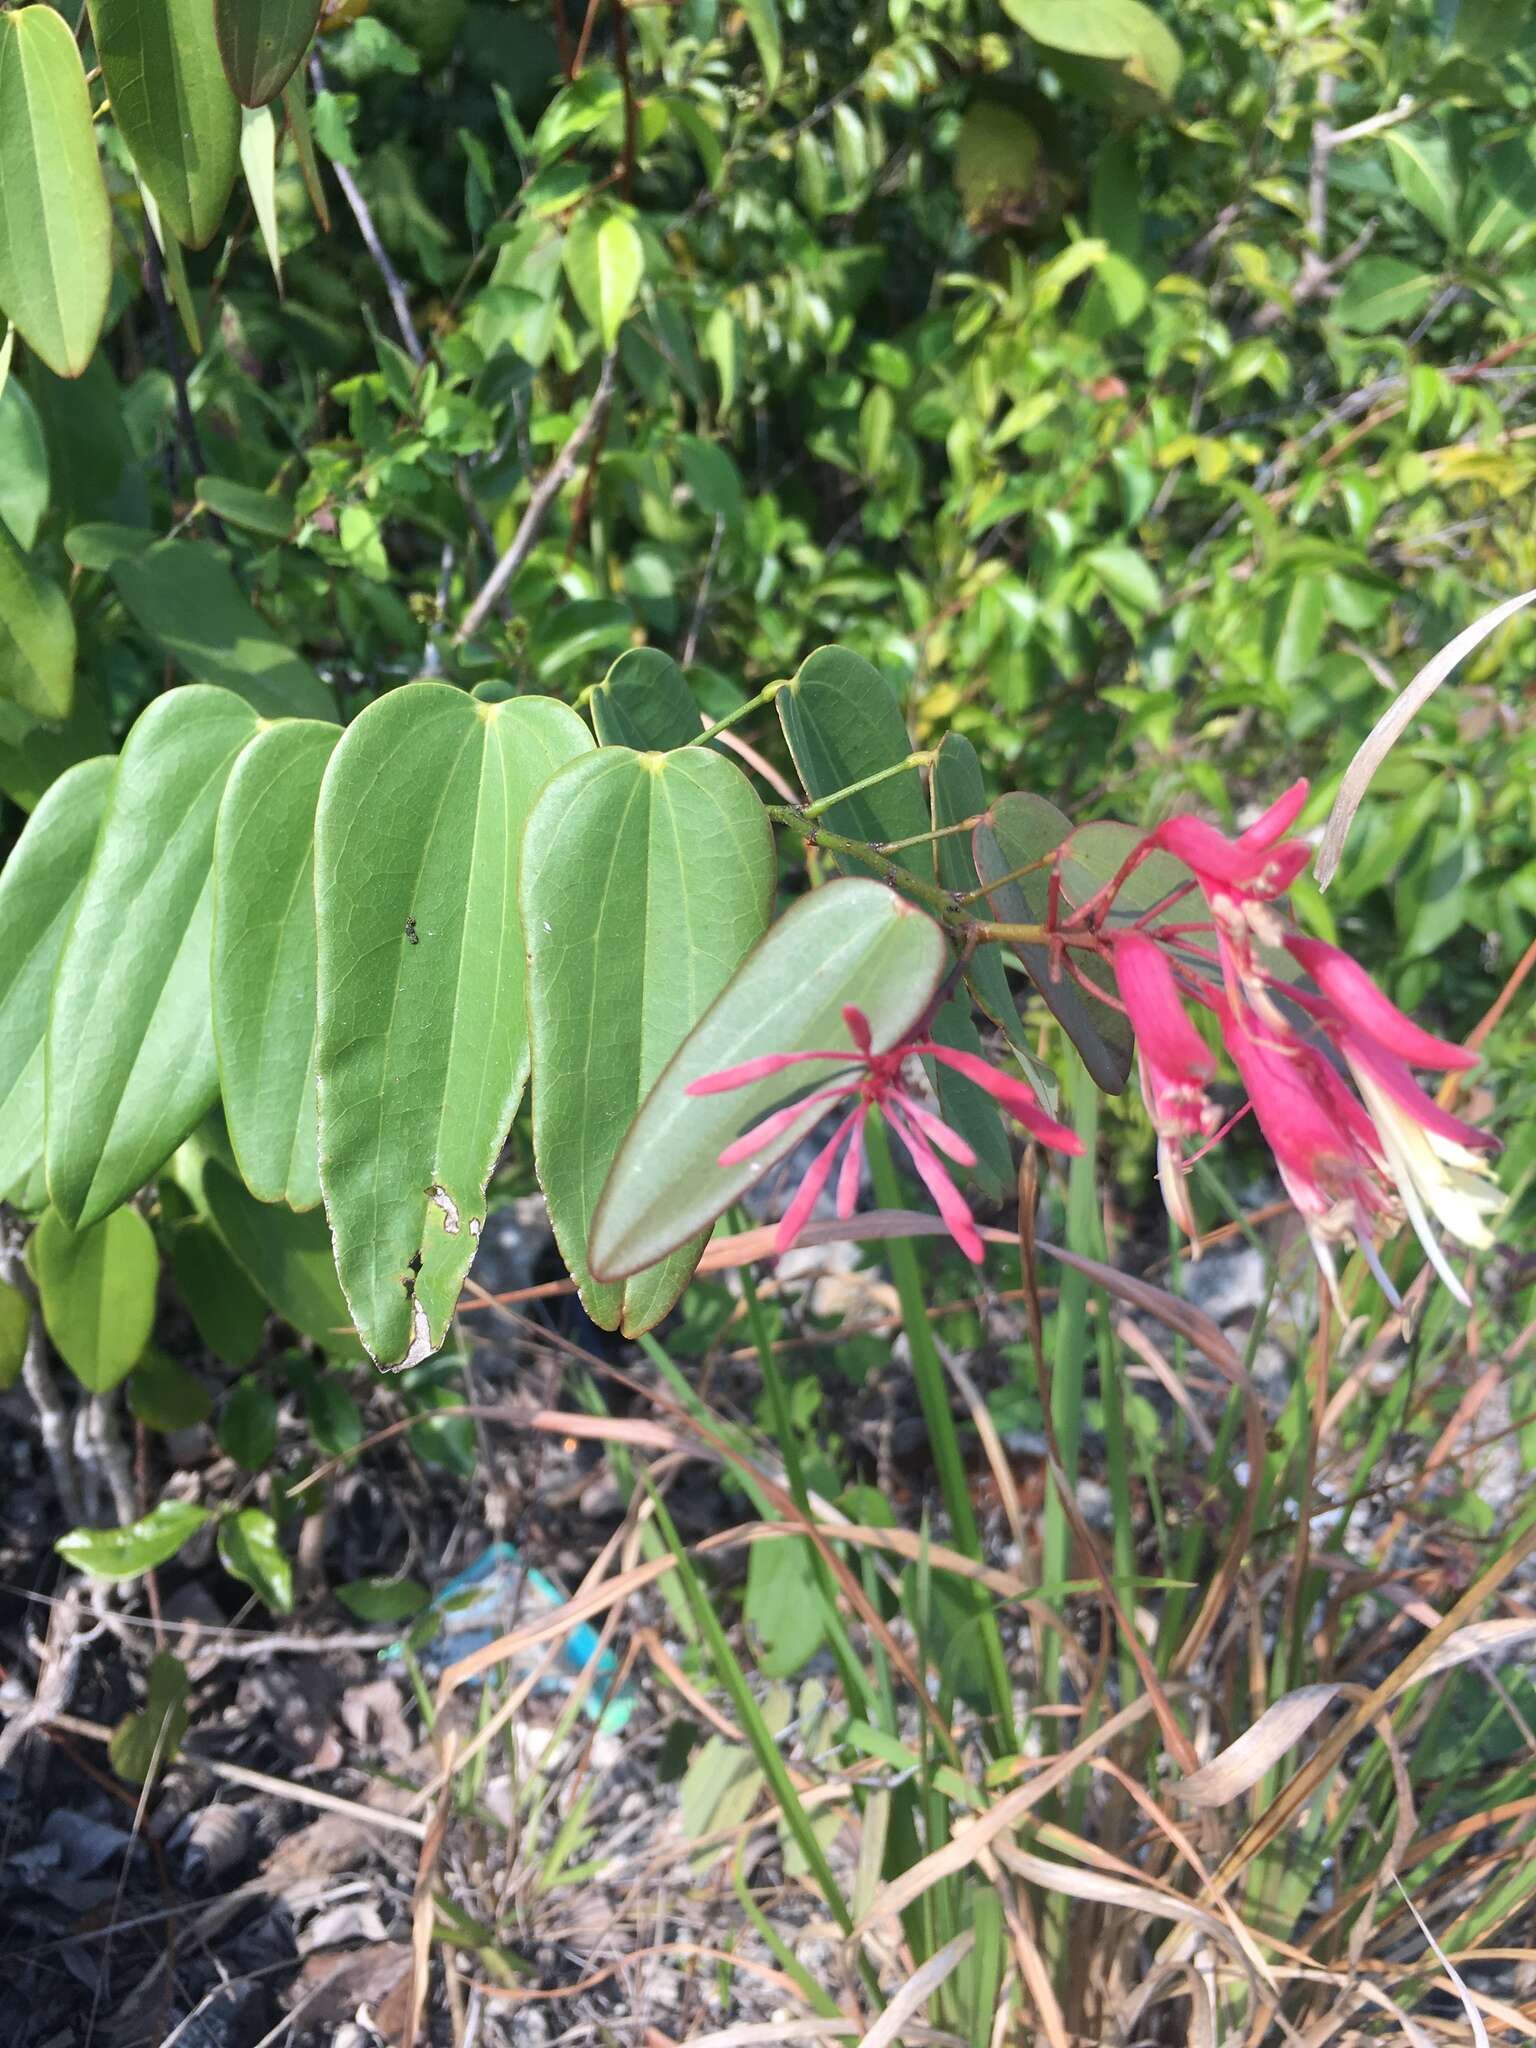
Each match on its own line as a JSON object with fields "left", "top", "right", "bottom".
{"left": 777, "top": 646, "right": 928, "bottom": 874}
{"left": 315, "top": 683, "right": 592, "bottom": 1369}
{"left": 0, "top": 7, "right": 113, "bottom": 379}
{"left": 59, "top": 1503, "right": 210, "bottom": 1579}
{"left": 111, "top": 542, "right": 336, "bottom": 721}
{"left": 109, "top": 1652, "right": 190, "bottom": 1782}
{"left": 0, "top": 521, "right": 75, "bottom": 720}
{"left": 523, "top": 747, "right": 774, "bottom": 1335}
{"left": 973, "top": 793, "right": 1133, "bottom": 1093}
{"left": 30, "top": 1204, "right": 158, "bottom": 1392}
{"left": 562, "top": 206, "right": 644, "bottom": 350}
{"left": 215, "top": 0, "right": 322, "bottom": 106}
{"left": 0, "top": 756, "right": 113, "bottom": 1204}
{"left": 589, "top": 880, "right": 949, "bottom": 1283}
{"left": 590, "top": 646, "right": 702, "bottom": 750}
{"left": 89, "top": 0, "right": 241, "bottom": 248}
{"left": 213, "top": 720, "right": 339, "bottom": 1210}
{"left": 219, "top": 1506, "right": 293, "bottom": 1610}
{"left": 46, "top": 686, "right": 262, "bottom": 1228}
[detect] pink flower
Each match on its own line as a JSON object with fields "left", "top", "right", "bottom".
{"left": 1113, "top": 930, "right": 1221, "bottom": 1242}
{"left": 686, "top": 1005, "right": 1082, "bottom": 1261}
{"left": 1152, "top": 780, "right": 1313, "bottom": 913}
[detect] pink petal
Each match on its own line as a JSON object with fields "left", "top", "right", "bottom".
{"left": 885, "top": 1106, "right": 985, "bottom": 1262}
{"left": 922, "top": 1045, "right": 1084, "bottom": 1155}
{"left": 687, "top": 1048, "right": 851, "bottom": 1095}
{"left": 1113, "top": 931, "right": 1214, "bottom": 1080}
{"left": 889, "top": 1087, "right": 977, "bottom": 1167}
{"left": 716, "top": 1084, "right": 853, "bottom": 1166}
{"left": 842, "top": 1006, "right": 873, "bottom": 1058}
{"left": 1236, "top": 779, "right": 1309, "bottom": 853}
{"left": 773, "top": 1111, "right": 858, "bottom": 1255}
{"left": 836, "top": 1111, "right": 867, "bottom": 1219}
{"left": 1288, "top": 937, "right": 1479, "bottom": 1072}
{"left": 1341, "top": 1030, "right": 1502, "bottom": 1154}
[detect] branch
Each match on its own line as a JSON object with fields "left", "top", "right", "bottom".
{"left": 2, "top": 1229, "right": 82, "bottom": 1526}
{"left": 455, "top": 354, "right": 619, "bottom": 643}
{"left": 311, "top": 54, "right": 425, "bottom": 368}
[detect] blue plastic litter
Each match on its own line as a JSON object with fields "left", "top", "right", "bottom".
{"left": 385, "top": 1542, "right": 635, "bottom": 1732}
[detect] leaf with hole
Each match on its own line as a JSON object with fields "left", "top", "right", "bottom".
{"left": 0, "top": 7, "right": 113, "bottom": 378}
{"left": 777, "top": 646, "right": 928, "bottom": 877}
{"left": 215, "top": 0, "right": 321, "bottom": 106}
{"left": 213, "top": 720, "right": 339, "bottom": 1211}
{"left": 0, "top": 756, "right": 112, "bottom": 1204}
{"left": 58, "top": 1501, "right": 210, "bottom": 1579}
{"left": 589, "top": 880, "right": 949, "bottom": 1283}
{"left": 47, "top": 687, "right": 262, "bottom": 1227}
{"left": 316, "top": 683, "right": 592, "bottom": 1369}
{"left": 590, "top": 646, "right": 701, "bottom": 750}
{"left": 110, "top": 542, "right": 336, "bottom": 721}
{"left": 524, "top": 746, "right": 774, "bottom": 1334}
{"left": 30, "top": 1204, "right": 158, "bottom": 1393}
{"left": 88, "top": 0, "right": 241, "bottom": 247}
{"left": 0, "top": 522, "right": 74, "bottom": 721}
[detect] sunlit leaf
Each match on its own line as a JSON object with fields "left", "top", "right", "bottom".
{"left": 30, "top": 1204, "right": 158, "bottom": 1392}
{"left": 524, "top": 746, "right": 774, "bottom": 1334}
{"left": 315, "top": 683, "right": 591, "bottom": 1369}
{"left": 590, "top": 880, "right": 949, "bottom": 1283}
{"left": 215, "top": 0, "right": 322, "bottom": 106}
{"left": 89, "top": 0, "right": 241, "bottom": 248}
{"left": 110, "top": 1652, "right": 189, "bottom": 1782}
{"left": 562, "top": 206, "right": 644, "bottom": 351}
{"left": 777, "top": 646, "right": 928, "bottom": 875}
{"left": 219, "top": 1506, "right": 293, "bottom": 1610}
{"left": 0, "top": 521, "right": 74, "bottom": 720}
{"left": 590, "top": 646, "right": 701, "bottom": 750}
{"left": 59, "top": 1503, "right": 210, "bottom": 1579}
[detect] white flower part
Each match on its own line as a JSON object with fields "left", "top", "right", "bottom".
{"left": 1350, "top": 1065, "right": 1506, "bottom": 1307}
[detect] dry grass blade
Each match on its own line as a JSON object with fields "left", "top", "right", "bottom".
{"left": 1175, "top": 1616, "right": 1536, "bottom": 1806}
{"left": 1315, "top": 586, "right": 1536, "bottom": 887}
{"left": 1394, "top": 1879, "right": 1489, "bottom": 2048}
{"left": 856, "top": 1930, "right": 975, "bottom": 2048}
{"left": 991, "top": 1841, "right": 1255, "bottom": 1984}
{"left": 405, "top": 1729, "right": 456, "bottom": 2048}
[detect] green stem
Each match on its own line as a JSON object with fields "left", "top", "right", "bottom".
{"left": 1040, "top": 1054, "right": 1097, "bottom": 1722}
{"left": 686, "top": 678, "right": 784, "bottom": 746}
{"left": 864, "top": 1116, "right": 1017, "bottom": 1753}
{"left": 795, "top": 750, "right": 935, "bottom": 822}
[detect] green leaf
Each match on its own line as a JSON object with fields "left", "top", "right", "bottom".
{"left": 336, "top": 1575, "right": 430, "bottom": 1622}
{"left": 0, "top": 521, "right": 74, "bottom": 720}
{"left": 196, "top": 1156, "right": 351, "bottom": 1347}
{"left": 677, "top": 435, "right": 744, "bottom": 527}
{"left": 110, "top": 542, "right": 336, "bottom": 721}
{"left": 88, "top": 0, "right": 241, "bottom": 248}
{"left": 282, "top": 69, "right": 330, "bottom": 230}
{"left": 172, "top": 1217, "right": 268, "bottom": 1365}
{"left": 562, "top": 207, "right": 645, "bottom": 351}
{"left": 0, "top": 375, "right": 50, "bottom": 549}
{"left": 128, "top": 1348, "right": 213, "bottom": 1430}
{"left": 589, "top": 880, "right": 949, "bottom": 1283}
{"left": 926, "top": 997, "right": 1013, "bottom": 1203}
{"left": 240, "top": 105, "right": 283, "bottom": 286}
{"left": 1264, "top": 574, "right": 1327, "bottom": 687}
{"left": 194, "top": 474, "right": 295, "bottom": 539}
{"left": 527, "top": 597, "right": 633, "bottom": 681}
{"left": 524, "top": 747, "right": 774, "bottom": 1335}
{"left": 590, "top": 646, "right": 702, "bottom": 750}
{"left": 218, "top": 1506, "right": 293, "bottom": 1611}
{"left": 315, "top": 683, "right": 591, "bottom": 1369}
{"left": 0, "top": 7, "right": 113, "bottom": 379}
{"left": 219, "top": 1376, "right": 278, "bottom": 1470}
{"left": 0, "top": 682, "right": 111, "bottom": 815}
{"left": 1331, "top": 256, "right": 1438, "bottom": 335}
{"left": 47, "top": 687, "right": 262, "bottom": 1227}
{"left": 305, "top": 1372, "right": 361, "bottom": 1454}
{"left": 1384, "top": 123, "right": 1460, "bottom": 243}
{"left": 215, "top": 0, "right": 321, "bottom": 106}
{"left": 110, "top": 1652, "right": 189, "bottom": 1782}
{"left": 0, "top": 756, "right": 113, "bottom": 1203}
{"left": 973, "top": 792, "right": 1133, "bottom": 1093}
{"left": 1002, "top": 0, "right": 1182, "bottom": 97}
{"left": 58, "top": 1500, "right": 210, "bottom": 1578}
{"left": 30, "top": 1204, "right": 158, "bottom": 1392}
{"left": 213, "top": 720, "right": 339, "bottom": 1210}
{"left": 0, "top": 1279, "right": 29, "bottom": 1391}
{"left": 739, "top": 0, "right": 782, "bottom": 93}
{"left": 1085, "top": 544, "right": 1161, "bottom": 615}
{"left": 745, "top": 1535, "right": 825, "bottom": 1678}
{"left": 777, "top": 646, "right": 928, "bottom": 875}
